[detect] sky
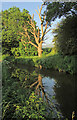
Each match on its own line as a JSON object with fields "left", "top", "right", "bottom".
{"left": 2, "top": 2, "right": 43, "bottom": 26}
{"left": 1, "top": 1, "right": 60, "bottom": 48}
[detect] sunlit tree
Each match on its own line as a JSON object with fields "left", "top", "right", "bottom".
{"left": 20, "top": 5, "right": 51, "bottom": 57}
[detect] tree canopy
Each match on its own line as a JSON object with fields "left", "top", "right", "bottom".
{"left": 52, "top": 15, "right": 77, "bottom": 56}
{"left": 2, "top": 7, "right": 37, "bottom": 56}
{"left": 43, "top": 2, "right": 77, "bottom": 24}
{"left": 42, "top": 2, "right": 77, "bottom": 56}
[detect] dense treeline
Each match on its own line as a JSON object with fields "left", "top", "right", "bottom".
{"left": 43, "top": 2, "right": 77, "bottom": 55}
{"left": 44, "top": 2, "right": 77, "bottom": 24}
{"left": 52, "top": 15, "right": 77, "bottom": 56}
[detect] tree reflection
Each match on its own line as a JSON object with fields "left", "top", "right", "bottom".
{"left": 30, "top": 74, "right": 48, "bottom": 102}
{"left": 9, "top": 65, "right": 77, "bottom": 119}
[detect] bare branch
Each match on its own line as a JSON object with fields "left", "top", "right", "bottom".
{"left": 36, "top": 5, "right": 45, "bottom": 38}
{"left": 26, "top": 16, "right": 39, "bottom": 45}
{"left": 29, "top": 41, "right": 38, "bottom": 48}
{"left": 40, "top": 41, "right": 44, "bottom": 44}
{"left": 19, "top": 32, "right": 27, "bottom": 38}
{"left": 43, "top": 14, "right": 45, "bottom": 23}
{"left": 37, "top": 27, "right": 40, "bottom": 41}
{"left": 20, "top": 26, "right": 38, "bottom": 48}
{"left": 27, "top": 15, "right": 31, "bottom": 23}
{"left": 38, "top": 5, "right": 42, "bottom": 14}
{"left": 35, "top": 10, "right": 39, "bottom": 16}
{"left": 45, "top": 29, "right": 51, "bottom": 35}
{"left": 21, "top": 38, "right": 38, "bottom": 48}
{"left": 21, "top": 39, "right": 29, "bottom": 46}
{"left": 29, "top": 29, "right": 39, "bottom": 45}
{"left": 45, "top": 21, "right": 48, "bottom": 30}
{"left": 32, "top": 14, "right": 34, "bottom": 20}
{"left": 30, "top": 81, "right": 38, "bottom": 88}
{"left": 35, "top": 10, "right": 42, "bottom": 22}
{"left": 23, "top": 27, "right": 31, "bottom": 40}
{"left": 40, "top": 21, "right": 48, "bottom": 41}
{"left": 26, "top": 19, "right": 36, "bottom": 33}
{"left": 26, "top": 21, "right": 32, "bottom": 28}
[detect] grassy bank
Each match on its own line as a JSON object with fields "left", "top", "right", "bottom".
{"left": 2, "top": 54, "right": 77, "bottom": 74}
{"left": 40, "top": 55, "right": 77, "bottom": 74}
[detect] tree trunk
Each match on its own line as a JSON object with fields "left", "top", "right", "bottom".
{"left": 38, "top": 43, "right": 42, "bottom": 57}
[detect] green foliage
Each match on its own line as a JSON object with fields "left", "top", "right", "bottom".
{"left": 14, "top": 92, "right": 47, "bottom": 119}
{"left": 42, "top": 48, "right": 52, "bottom": 56}
{"left": 52, "top": 15, "right": 77, "bottom": 56}
{"left": 2, "top": 60, "right": 33, "bottom": 119}
{"left": 2, "top": 60, "right": 11, "bottom": 85}
{"left": 2, "top": 7, "right": 23, "bottom": 55}
{"left": 14, "top": 57, "right": 35, "bottom": 66}
{"left": 25, "top": 46, "right": 38, "bottom": 57}
{"left": 2, "top": 56, "right": 75, "bottom": 119}
{"left": 2, "top": 7, "right": 38, "bottom": 57}
{"left": 2, "top": 59, "right": 48, "bottom": 119}
{"left": 13, "top": 54, "right": 77, "bottom": 74}
{"left": 44, "top": 2, "right": 77, "bottom": 23}
{"left": 39, "top": 55, "right": 76, "bottom": 74}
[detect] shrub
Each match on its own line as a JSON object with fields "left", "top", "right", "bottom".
{"left": 39, "top": 55, "right": 77, "bottom": 74}
{"left": 14, "top": 92, "right": 47, "bottom": 119}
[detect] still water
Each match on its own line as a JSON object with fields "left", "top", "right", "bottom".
{"left": 3, "top": 64, "right": 77, "bottom": 119}
{"left": 41, "top": 70, "right": 77, "bottom": 119}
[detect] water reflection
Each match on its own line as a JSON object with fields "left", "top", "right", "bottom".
{"left": 30, "top": 74, "right": 49, "bottom": 102}
{"left": 40, "top": 69, "right": 77, "bottom": 119}
{"left": 42, "top": 77, "right": 55, "bottom": 97}
{"left": 6, "top": 65, "right": 77, "bottom": 119}
{"left": 53, "top": 74, "right": 77, "bottom": 119}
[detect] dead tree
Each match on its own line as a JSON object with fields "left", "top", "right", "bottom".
{"left": 30, "top": 74, "right": 48, "bottom": 101}
{"left": 30, "top": 74, "right": 55, "bottom": 110}
{"left": 20, "top": 4, "right": 51, "bottom": 57}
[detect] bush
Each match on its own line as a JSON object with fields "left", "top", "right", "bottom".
{"left": 39, "top": 55, "right": 76, "bottom": 74}
{"left": 14, "top": 92, "right": 47, "bottom": 119}
{"left": 14, "top": 57, "right": 35, "bottom": 67}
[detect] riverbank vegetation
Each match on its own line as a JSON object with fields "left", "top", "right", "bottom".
{"left": 2, "top": 59, "right": 63, "bottom": 119}
{"left": 2, "top": 54, "right": 77, "bottom": 74}
{"left": 2, "top": 2, "right": 77, "bottom": 120}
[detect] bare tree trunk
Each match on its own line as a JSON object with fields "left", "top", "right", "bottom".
{"left": 38, "top": 43, "right": 42, "bottom": 57}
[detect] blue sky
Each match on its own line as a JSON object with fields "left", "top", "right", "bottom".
{"left": 1, "top": 1, "right": 61, "bottom": 48}
{"left": 2, "top": 2, "right": 43, "bottom": 27}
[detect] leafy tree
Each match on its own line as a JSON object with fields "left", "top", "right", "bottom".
{"left": 43, "top": 2, "right": 77, "bottom": 24}
{"left": 2, "top": 7, "right": 37, "bottom": 57}
{"left": 42, "top": 2, "right": 77, "bottom": 56}
{"left": 52, "top": 15, "right": 77, "bottom": 56}
{"left": 20, "top": 5, "right": 51, "bottom": 57}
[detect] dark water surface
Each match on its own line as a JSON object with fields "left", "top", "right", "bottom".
{"left": 41, "top": 69, "right": 77, "bottom": 119}
{"left": 3, "top": 64, "right": 77, "bottom": 119}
